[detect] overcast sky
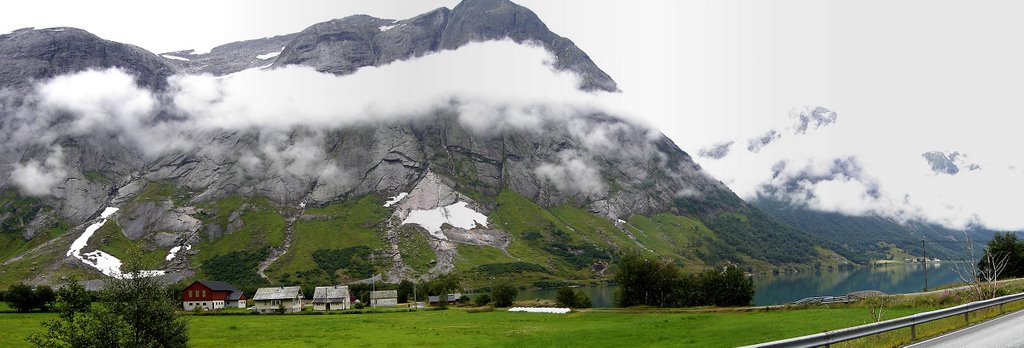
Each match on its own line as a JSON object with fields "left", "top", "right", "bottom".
{"left": 4, "top": 0, "right": 1022, "bottom": 230}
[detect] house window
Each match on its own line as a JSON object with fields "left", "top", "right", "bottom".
{"left": 188, "top": 290, "right": 193, "bottom": 298}
{"left": 202, "top": 290, "right": 206, "bottom": 297}
{"left": 271, "top": 300, "right": 281, "bottom": 306}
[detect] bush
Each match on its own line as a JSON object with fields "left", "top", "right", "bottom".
{"left": 574, "top": 291, "right": 592, "bottom": 308}
{"left": 458, "top": 295, "right": 470, "bottom": 305}
{"left": 475, "top": 293, "right": 492, "bottom": 306}
{"left": 6, "top": 283, "right": 36, "bottom": 312}
{"left": 35, "top": 286, "right": 56, "bottom": 312}
{"left": 555, "top": 287, "right": 592, "bottom": 308}
{"left": 491, "top": 283, "right": 518, "bottom": 307}
{"left": 555, "top": 287, "right": 576, "bottom": 308}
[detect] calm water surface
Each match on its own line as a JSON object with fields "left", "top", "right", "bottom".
{"left": 517, "top": 263, "right": 965, "bottom": 307}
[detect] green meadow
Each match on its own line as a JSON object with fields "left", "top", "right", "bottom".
{"left": 0, "top": 305, "right": 929, "bottom": 348}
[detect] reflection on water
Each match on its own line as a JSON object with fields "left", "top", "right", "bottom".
{"left": 517, "top": 283, "right": 619, "bottom": 308}
{"left": 753, "top": 262, "right": 963, "bottom": 305}
{"left": 514, "top": 263, "right": 965, "bottom": 308}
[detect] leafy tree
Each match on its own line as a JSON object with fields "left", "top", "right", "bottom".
{"left": 426, "top": 273, "right": 462, "bottom": 297}
{"left": 555, "top": 287, "right": 576, "bottom": 308}
{"left": 475, "top": 293, "right": 492, "bottom": 306}
{"left": 34, "top": 286, "right": 56, "bottom": 312}
{"left": 701, "top": 266, "right": 754, "bottom": 307}
{"left": 980, "top": 232, "right": 1024, "bottom": 278}
{"left": 490, "top": 283, "right": 518, "bottom": 307}
{"left": 397, "top": 280, "right": 413, "bottom": 303}
{"left": 28, "top": 258, "right": 189, "bottom": 347}
{"left": 574, "top": 291, "right": 592, "bottom": 308}
{"left": 614, "top": 252, "right": 680, "bottom": 307}
{"left": 6, "top": 283, "right": 36, "bottom": 312}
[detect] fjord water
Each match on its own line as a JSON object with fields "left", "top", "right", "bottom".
{"left": 753, "top": 262, "right": 963, "bottom": 305}
{"left": 517, "top": 263, "right": 964, "bottom": 307}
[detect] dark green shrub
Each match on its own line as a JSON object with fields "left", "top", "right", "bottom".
{"left": 491, "top": 283, "right": 518, "bottom": 307}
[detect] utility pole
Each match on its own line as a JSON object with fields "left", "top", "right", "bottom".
{"left": 413, "top": 281, "right": 417, "bottom": 309}
{"left": 922, "top": 239, "right": 928, "bottom": 291}
{"left": 372, "top": 278, "right": 376, "bottom": 308}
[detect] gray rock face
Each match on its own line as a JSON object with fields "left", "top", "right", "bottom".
{"left": 273, "top": 0, "right": 617, "bottom": 91}
{"left": 159, "top": 34, "right": 299, "bottom": 76}
{"left": 0, "top": 27, "right": 176, "bottom": 90}
{"left": 116, "top": 200, "right": 200, "bottom": 242}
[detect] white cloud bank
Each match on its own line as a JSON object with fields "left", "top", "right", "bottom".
{"left": 3, "top": 40, "right": 641, "bottom": 200}
{"left": 698, "top": 107, "right": 1024, "bottom": 231}
{"left": 3, "top": 37, "right": 1021, "bottom": 233}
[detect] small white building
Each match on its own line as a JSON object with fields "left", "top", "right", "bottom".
{"left": 312, "top": 285, "right": 350, "bottom": 311}
{"left": 253, "top": 286, "right": 303, "bottom": 313}
{"left": 370, "top": 290, "right": 398, "bottom": 307}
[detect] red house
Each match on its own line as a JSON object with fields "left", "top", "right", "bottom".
{"left": 182, "top": 280, "right": 247, "bottom": 310}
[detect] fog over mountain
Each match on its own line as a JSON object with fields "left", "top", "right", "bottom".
{"left": 1, "top": 0, "right": 1021, "bottom": 291}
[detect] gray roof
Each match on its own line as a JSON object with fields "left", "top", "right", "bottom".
{"left": 370, "top": 290, "right": 397, "bottom": 299}
{"left": 195, "top": 280, "right": 245, "bottom": 301}
{"left": 312, "top": 286, "right": 350, "bottom": 304}
{"left": 253, "top": 286, "right": 301, "bottom": 301}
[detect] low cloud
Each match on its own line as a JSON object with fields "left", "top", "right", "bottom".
{"left": 1, "top": 39, "right": 649, "bottom": 198}
{"left": 535, "top": 150, "right": 607, "bottom": 197}
{"left": 10, "top": 147, "right": 66, "bottom": 196}
{"left": 698, "top": 141, "right": 733, "bottom": 159}
{"left": 698, "top": 107, "right": 1024, "bottom": 231}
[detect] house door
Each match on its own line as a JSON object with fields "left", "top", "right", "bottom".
{"left": 326, "top": 303, "right": 331, "bottom": 310}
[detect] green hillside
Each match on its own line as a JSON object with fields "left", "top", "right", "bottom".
{"left": 0, "top": 188, "right": 853, "bottom": 290}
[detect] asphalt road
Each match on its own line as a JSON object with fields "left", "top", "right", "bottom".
{"left": 906, "top": 309, "right": 1024, "bottom": 348}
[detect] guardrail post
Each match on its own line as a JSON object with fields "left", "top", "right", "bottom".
{"left": 911, "top": 324, "right": 916, "bottom": 341}
{"left": 964, "top": 311, "right": 969, "bottom": 324}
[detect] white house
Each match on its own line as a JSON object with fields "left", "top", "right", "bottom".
{"left": 253, "top": 286, "right": 303, "bottom": 313}
{"left": 370, "top": 290, "right": 398, "bottom": 307}
{"left": 312, "top": 285, "right": 350, "bottom": 311}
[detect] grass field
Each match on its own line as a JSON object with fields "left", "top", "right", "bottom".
{"left": 0, "top": 305, "right": 931, "bottom": 348}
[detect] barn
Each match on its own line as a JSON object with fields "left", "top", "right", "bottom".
{"left": 370, "top": 290, "right": 398, "bottom": 307}
{"left": 312, "top": 285, "right": 350, "bottom": 311}
{"left": 253, "top": 286, "right": 303, "bottom": 313}
{"left": 181, "top": 280, "right": 247, "bottom": 310}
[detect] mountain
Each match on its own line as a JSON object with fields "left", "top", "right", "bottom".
{"left": 755, "top": 197, "right": 999, "bottom": 263}
{"left": 0, "top": 0, "right": 847, "bottom": 292}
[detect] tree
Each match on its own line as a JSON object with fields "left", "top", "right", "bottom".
{"left": 491, "top": 283, "right": 518, "bottom": 307}
{"left": 34, "top": 286, "right": 56, "bottom": 312}
{"left": 6, "top": 283, "right": 36, "bottom": 312}
{"left": 29, "top": 254, "right": 189, "bottom": 347}
{"left": 980, "top": 232, "right": 1024, "bottom": 278}
{"left": 953, "top": 230, "right": 1010, "bottom": 301}
{"left": 554, "top": 287, "right": 591, "bottom": 308}
{"left": 574, "top": 291, "right": 592, "bottom": 308}
{"left": 614, "top": 252, "right": 680, "bottom": 307}
{"left": 555, "top": 287, "right": 577, "bottom": 308}
{"left": 427, "top": 273, "right": 462, "bottom": 297}
{"left": 55, "top": 280, "right": 92, "bottom": 318}
{"left": 475, "top": 293, "right": 492, "bottom": 306}
{"left": 712, "top": 266, "right": 754, "bottom": 307}
{"left": 397, "top": 280, "right": 413, "bottom": 303}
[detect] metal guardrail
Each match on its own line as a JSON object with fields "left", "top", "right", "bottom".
{"left": 741, "top": 291, "right": 1024, "bottom": 348}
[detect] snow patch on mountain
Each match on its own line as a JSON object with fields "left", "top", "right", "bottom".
{"left": 402, "top": 202, "right": 489, "bottom": 239}
{"left": 67, "top": 207, "right": 165, "bottom": 279}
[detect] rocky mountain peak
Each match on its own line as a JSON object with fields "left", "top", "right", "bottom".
{"left": 0, "top": 27, "right": 176, "bottom": 90}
